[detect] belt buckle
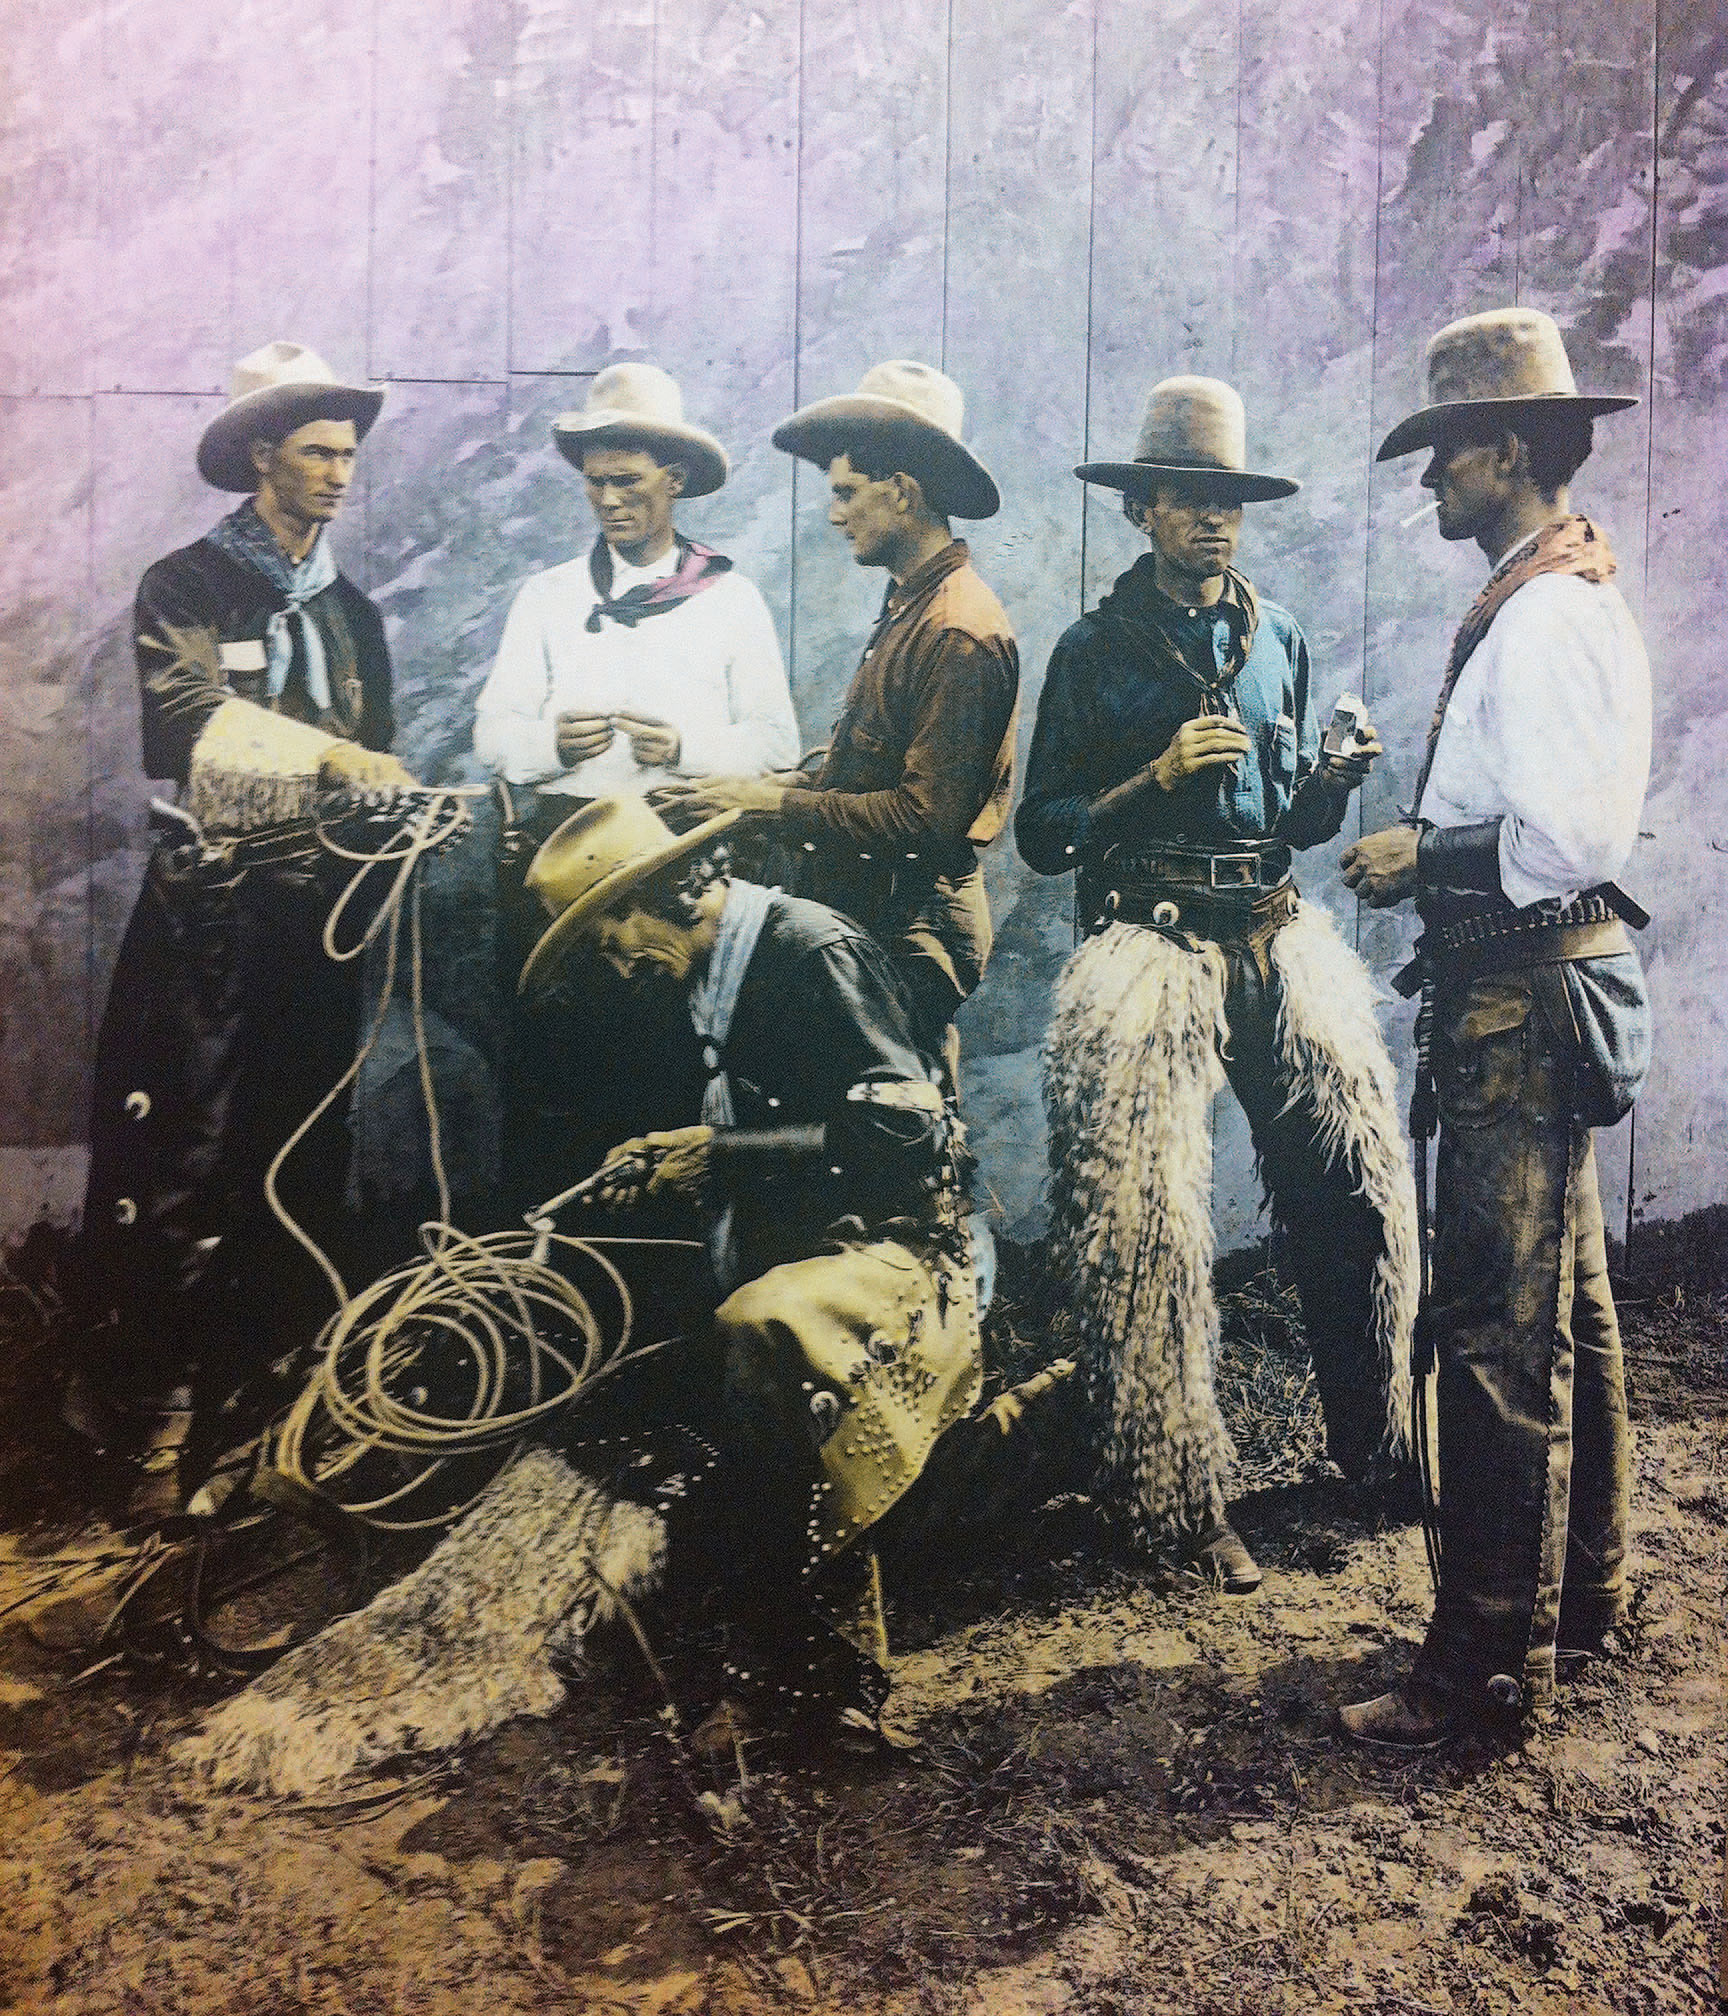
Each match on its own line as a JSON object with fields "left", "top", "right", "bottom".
{"left": 1210, "top": 851, "right": 1260, "bottom": 890}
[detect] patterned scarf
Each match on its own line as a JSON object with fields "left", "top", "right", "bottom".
{"left": 1095, "top": 556, "right": 1261, "bottom": 715}
{"left": 686, "top": 878, "right": 776, "bottom": 1292}
{"left": 585, "top": 534, "right": 732, "bottom": 632}
{"left": 1410, "top": 515, "right": 1616, "bottom": 818}
{"left": 205, "top": 500, "right": 339, "bottom": 712}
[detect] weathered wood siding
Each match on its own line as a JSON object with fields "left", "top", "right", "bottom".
{"left": 1, "top": 0, "right": 1723, "bottom": 1246}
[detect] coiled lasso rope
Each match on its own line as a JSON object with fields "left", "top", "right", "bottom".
{"left": 257, "top": 785, "right": 691, "bottom": 1534}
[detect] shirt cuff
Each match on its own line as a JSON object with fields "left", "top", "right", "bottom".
{"left": 777, "top": 784, "right": 833, "bottom": 837}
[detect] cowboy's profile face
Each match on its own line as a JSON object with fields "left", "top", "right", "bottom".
{"left": 1421, "top": 424, "right": 1515, "bottom": 543}
{"left": 582, "top": 446, "right": 685, "bottom": 560}
{"left": 826, "top": 454, "right": 906, "bottom": 569}
{"left": 1131, "top": 479, "right": 1243, "bottom": 586}
{"left": 589, "top": 899, "right": 701, "bottom": 991}
{"left": 248, "top": 417, "right": 359, "bottom": 528}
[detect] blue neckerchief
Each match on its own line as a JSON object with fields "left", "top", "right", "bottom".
{"left": 205, "top": 499, "right": 339, "bottom": 711}
{"left": 686, "top": 878, "right": 775, "bottom": 1291}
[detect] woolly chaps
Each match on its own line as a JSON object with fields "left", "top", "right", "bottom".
{"left": 176, "top": 1448, "right": 667, "bottom": 1798}
{"left": 1043, "top": 902, "right": 1418, "bottom": 1542}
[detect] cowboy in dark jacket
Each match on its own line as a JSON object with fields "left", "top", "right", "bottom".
{"left": 71, "top": 342, "right": 415, "bottom": 1519}
{"left": 516, "top": 795, "right": 983, "bottom": 1726}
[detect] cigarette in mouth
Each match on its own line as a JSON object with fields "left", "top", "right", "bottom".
{"left": 1400, "top": 498, "right": 1440, "bottom": 528}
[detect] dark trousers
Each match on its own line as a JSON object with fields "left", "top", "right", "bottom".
{"left": 1416, "top": 969, "right": 1631, "bottom": 1706}
{"left": 78, "top": 849, "right": 372, "bottom": 1415}
{"left": 1220, "top": 949, "right": 1396, "bottom": 1482}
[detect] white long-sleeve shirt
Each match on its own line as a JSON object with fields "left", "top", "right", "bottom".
{"left": 473, "top": 543, "right": 801, "bottom": 797}
{"left": 1417, "top": 563, "right": 1651, "bottom": 909}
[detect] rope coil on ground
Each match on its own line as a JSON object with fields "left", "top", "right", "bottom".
{"left": 270, "top": 1225, "right": 644, "bottom": 1532}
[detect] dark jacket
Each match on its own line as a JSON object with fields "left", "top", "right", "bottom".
{"left": 77, "top": 534, "right": 395, "bottom": 1389}
{"left": 707, "top": 894, "right": 947, "bottom": 1286}
{"left": 135, "top": 537, "right": 394, "bottom": 784}
{"left": 1016, "top": 557, "right": 1345, "bottom": 883}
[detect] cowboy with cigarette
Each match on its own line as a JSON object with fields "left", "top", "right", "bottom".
{"left": 473, "top": 365, "right": 801, "bottom": 1206}
{"left": 1017, "top": 375, "right": 1419, "bottom": 1593}
{"left": 1339, "top": 308, "right": 1652, "bottom": 1746}
{"left": 516, "top": 796, "right": 983, "bottom": 1731}
{"left": 71, "top": 342, "right": 415, "bottom": 1520}
{"left": 656, "top": 362, "right": 1020, "bottom": 1091}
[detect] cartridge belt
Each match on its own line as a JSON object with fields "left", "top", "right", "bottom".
{"left": 1395, "top": 890, "right": 1632, "bottom": 997}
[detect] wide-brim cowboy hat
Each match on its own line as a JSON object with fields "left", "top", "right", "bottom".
{"left": 773, "top": 360, "right": 1000, "bottom": 519}
{"left": 552, "top": 363, "right": 729, "bottom": 498}
{"left": 518, "top": 796, "right": 744, "bottom": 997}
{"left": 1076, "top": 374, "right": 1298, "bottom": 503}
{"left": 1377, "top": 307, "right": 1638, "bottom": 461}
{"left": 198, "top": 341, "right": 385, "bottom": 491}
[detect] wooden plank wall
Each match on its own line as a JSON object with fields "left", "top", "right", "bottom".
{"left": 0, "top": 0, "right": 1723, "bottom": 1247}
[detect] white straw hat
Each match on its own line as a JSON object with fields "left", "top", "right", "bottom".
{"left": 197, "top": 341, "right": 385, "bottom": 491}
{"left": 773, "top": 360, "right": 1000, "bottom": 519}
{"left": 552, "top": 364, "right": 729, "bottom": 498}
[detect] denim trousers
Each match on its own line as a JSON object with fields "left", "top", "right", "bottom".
{"left": 1416, "top": 967, "right": 1632, "bottom": 1707}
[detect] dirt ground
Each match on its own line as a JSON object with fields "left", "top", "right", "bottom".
{"left": 0, "top": 1225, "right": 1722, "bottom": 2016}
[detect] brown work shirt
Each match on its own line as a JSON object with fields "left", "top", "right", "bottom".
{"left": 777, "top": 539, "right": 1019, "bottom": 1040}
{"left": 780, "top": 540, "right": 1019, "bottom": 872}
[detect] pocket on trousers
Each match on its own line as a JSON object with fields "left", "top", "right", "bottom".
{"left": 1435, "top": 986, "right": 1532, "bottom": 1130}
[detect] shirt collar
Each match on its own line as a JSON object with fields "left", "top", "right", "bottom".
{"left": 1138, "top": 557, "right": 1251, "bottom": 632}
{"left": 602, "top": 541, "right": 682, "bottom": 593}
{"left": 886, "top": 538, "right": 970, "bottom": 614}
{"left": 1485, "top": 523, "right": 1551, "bottom": 586}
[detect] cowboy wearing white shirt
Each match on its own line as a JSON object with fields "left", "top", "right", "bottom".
{"left": 474, "top": 364, "right": 799, "bottom": 806}
{"left": 476, "top": 367, "right": 799, "bottom": 1209}
{"left": 1340, "top": 307, "right": 1652, "bottom": 1748}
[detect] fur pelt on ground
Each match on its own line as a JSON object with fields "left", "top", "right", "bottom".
{"left": 176, "top": 1448, "right": 666, "bottom": 1798}
{"left": 1043, "top": 903, "right": 1417, "bottom": 1541}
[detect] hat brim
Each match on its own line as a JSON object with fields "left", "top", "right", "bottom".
{"left": 552, "top": 416, "right": 729, "bottom": 498}
{"left": 197, "top": 382, "right": 385, "bottom": 491}
{"left": 772, "top": 397, "right": 1000, "bottom": 519}
{"left": 1073, "top": 459, "right": 1299, "bottom": 503}
{"left": 1376, "top": 392, "right": 1639, "bottom": 462}
{"left": 517, "top": 807, "right": 745, "bottom": 998}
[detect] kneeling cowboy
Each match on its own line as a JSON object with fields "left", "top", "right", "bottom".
{"left": 1017, "top": 375, "right": 1420, "bottom": 1592}
{"left": 517, "top": 797, "right": 984, "bottom": 1726}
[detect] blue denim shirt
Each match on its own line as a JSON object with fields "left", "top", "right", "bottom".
{"left": 1017, "top": 564, "right": 1339, "bottom": 876}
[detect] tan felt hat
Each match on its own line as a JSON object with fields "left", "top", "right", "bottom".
{"left": 552, "top": 364, "right": 729, "bottom": 498}
{"left": 1377, "top": 307, "right": 1637, "bottom": 461}
{"left": 198, "top": 342, "right": 385, "bottom": 491}
{"left": 773, "top": 360, "right": 1000, "bottom": 519}
{"left": 518, "top": 796, "right": 742, "bottom": 997}
{"left": 1076, "top": 375, "right": 1298, "bottom": 503}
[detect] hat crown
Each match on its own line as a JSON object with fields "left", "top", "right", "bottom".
{"left": 853, "top": 360, "right": 966, "bottom": 441}
{"left": 1424, "top": 309, "right": 1580, "bottom": 407}
{"left": 524, "top": 797, "right": 679, "bottom": 923}
{"left": 1131, "top": 376, "right": 1250, "bottom": 473}
{"left": 579, "top": 362, "right": 689, "bottom": 427}
{"left": 227, "top": 340, "right": 342, "bottom": 403}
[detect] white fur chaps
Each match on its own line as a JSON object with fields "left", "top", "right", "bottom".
{"left": 1044, "top": 902, "right": 1418, "bottom": 1541}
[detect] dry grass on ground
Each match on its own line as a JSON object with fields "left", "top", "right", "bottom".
{"left": 0, "top": 1223, "right": 1722, "bottom": 2014}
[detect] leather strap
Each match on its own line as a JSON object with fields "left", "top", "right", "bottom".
{"left": 1434, "top": 915, "right": 1630, "bottom": 981}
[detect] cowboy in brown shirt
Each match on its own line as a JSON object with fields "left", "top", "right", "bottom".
{"left": 658, "top": 362, "right": 1019, "bottom": 1081}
